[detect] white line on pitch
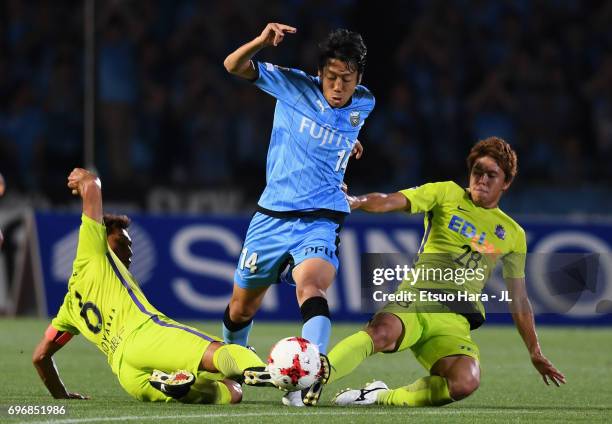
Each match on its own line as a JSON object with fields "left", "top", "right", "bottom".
{"left": 17, "top": 408, "right": 545, "bottom": 424}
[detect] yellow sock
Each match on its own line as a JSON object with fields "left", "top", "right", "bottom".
{"left": 327, "top": 331, "right": 374, "bottom": 384}
{"left": 377, "top": 375, "right": 453, "bottom": 407}
{"left": 212, "top": 344, "right": 265, "bottom": 378}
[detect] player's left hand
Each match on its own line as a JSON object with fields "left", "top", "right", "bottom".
{"left": 530, "top": 352, "right": 566, "bottom": 386}
{"left": 350, "top": 140, "right": 363, "bottom": 159}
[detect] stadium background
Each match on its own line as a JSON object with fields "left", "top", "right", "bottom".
{"left": 1, "top": 0, "right": 612, "bottom": 212}
{"left": 1, "top": 1, "right": 611, "bottom": 422}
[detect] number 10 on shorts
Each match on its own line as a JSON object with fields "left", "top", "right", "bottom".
{"left": 240, "top": 248, "right": 258, "bottom": 273}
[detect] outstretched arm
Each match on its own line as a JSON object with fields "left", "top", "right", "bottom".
{"left": 347, "top": 191, "right": 410, "bottom": 213}
{"left": 223, "top": 22, "right": 297, "bottom": 80}
{"left": 505, "top": 277, "right": 566, "bottom": 386}
{"left": 67, "top": 168, "right": 102, "bottom": 224}
{"left": 32, "top": 331, "right": 89, "bottom": 399}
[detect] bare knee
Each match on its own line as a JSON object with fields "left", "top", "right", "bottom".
{"left": 223, "top": 379, "right": 243, "bottom": 404}
{"left": 446, "top": 363, "right": 480, "bottom": 400}
{"left": 432, "top": 356, "right": 480, "bottom": 401}
{"left": 365, "top": 314, "right": 402, "bottom": 353}
{"left": 293, "top": 259, "right": 335, "bottom": 304}
{"left": 447, "top": 374, "right": 479, "bottom": 400}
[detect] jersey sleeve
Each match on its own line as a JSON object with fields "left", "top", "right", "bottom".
{"left": 367, "top": 94, "right": 376, "bottom": 113}
{"left": 253, "top": 61, "right": 311, "bottom": 103}
{"left": 501, "top": 227, "right": 527, "bottom": 279}
{"left": 355, "top": 86, "right": 376, "bottom": 114}
{"left": 399, "top": 182, "right": 452, "bottom": 214}
{"left": 50, "top": 292, "right": 80, "bottom": 335}
{"left": 73, "top": 214, "right": 107, "bottom": 267}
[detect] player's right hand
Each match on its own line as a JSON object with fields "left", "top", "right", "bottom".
{"left": 530, "top": 352, "right": 566, "bottom": 387}
{"left": 67, "top": 168, "right": 100, "bottom": 196}
{"left": 257, "top": 23, "right": 297, "bottom": 47}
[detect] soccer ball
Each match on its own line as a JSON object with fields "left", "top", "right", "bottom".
{"left": 267, "top": 337, "right": 321, "bottom": 391}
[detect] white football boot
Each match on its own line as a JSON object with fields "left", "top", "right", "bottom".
{"left": 333, "top": 380, "right": 390, "bottom": 406}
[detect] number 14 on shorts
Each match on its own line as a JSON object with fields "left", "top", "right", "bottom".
{"left": 240, "top": 248, "right": 258, "bottom": 273}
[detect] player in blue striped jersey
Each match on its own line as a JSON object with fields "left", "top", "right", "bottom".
{"left": 223, "top": 23, "right": 375, "bottom": 405}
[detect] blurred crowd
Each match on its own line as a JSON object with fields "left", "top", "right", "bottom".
{"left": 0, "top": 0, "right": 611, "bottom": 210}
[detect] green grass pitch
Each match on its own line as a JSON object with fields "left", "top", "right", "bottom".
{"left": 1, "top": 319, "right": 611, "bottom": 423}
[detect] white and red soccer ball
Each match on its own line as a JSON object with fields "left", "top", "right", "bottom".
{"left": 267, "top": 337, "right": 321, "bottom": 391}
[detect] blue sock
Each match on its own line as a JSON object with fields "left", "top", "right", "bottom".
{"left": 222, "top": 320, "right": 253, "bottom": 346}
{"left": 302, "top": 315, "right": 331, "bottom": 354}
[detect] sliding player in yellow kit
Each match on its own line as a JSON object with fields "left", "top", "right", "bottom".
{"left": 32, "top": 168, "right": 266, "bottom": 404}
{"left": 327, "top": 137, "right": 566, "bottom": 407}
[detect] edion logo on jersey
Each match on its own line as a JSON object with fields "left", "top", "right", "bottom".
{"left": 448, "top": 215, "right": 487, "bottom": 245}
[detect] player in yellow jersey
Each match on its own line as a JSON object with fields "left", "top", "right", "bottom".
{"left": 32, "top": 168, "right": 267, "bottom": 404}
{"left": 326, "top": 137, "right": 566, "bottom": 407}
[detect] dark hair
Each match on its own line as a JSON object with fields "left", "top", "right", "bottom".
{"left": 467, "top": 137, "right": 518, "bottom": 183}
{"left": 318, "top": 29, "right": 367, "bottom": 75}
{"left": 103, "top": 214, "right": 131, "bottom": 236}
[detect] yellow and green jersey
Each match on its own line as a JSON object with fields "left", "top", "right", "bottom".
{"left": 399, "top": 181, "right": 526, "bottom": 322}
{"left": 50, "top": 215, "right": 214, "bottom": 373}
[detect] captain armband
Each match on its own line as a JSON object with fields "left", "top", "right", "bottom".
{"left": 45, "top": 325, "right": 74, "bottom": 346}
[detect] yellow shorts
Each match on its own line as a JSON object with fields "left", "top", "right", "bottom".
{"left": 378, "top": 301, "right": 480, "bottom": 371}
{"left": 116, "top": 316, "right": 222, "bottom": 402}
